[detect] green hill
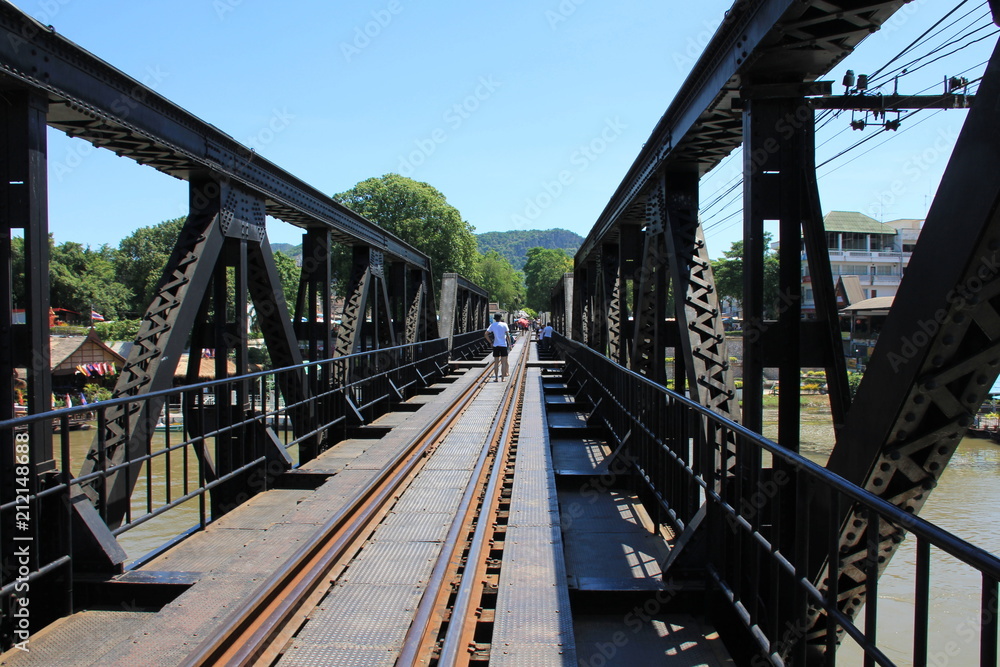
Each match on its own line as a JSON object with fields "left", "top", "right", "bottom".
{"left": 476, "top": 228, "right": 583, "bottom": 270}
{"left": 271, "top": 242, "right": 301, "bottom": 259}
{"left": 270, "top": 230, "right": 582, "bottom": 273}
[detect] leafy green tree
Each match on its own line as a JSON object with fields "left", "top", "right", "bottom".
{"left": 116, "top": 217, "right": 186, "bottom": 316}
{"left": 49, "top": 240, "right": 132, "bottom": 320}
{"left": 272, "top": 250, "right": 300, "bottom": 309}
{"left": 522, "top": 247, "right": 573, "bottom": 313}
{"left": 10, "top": 236, "right": 25, "bottom": 309}
{"left": 83, "top": 382, "right": 113, "bottom": 403}
{"left": 334, "top": 175, "right": 480, "bottom": 291}
{"left": 477, "top": 251, "right": 524, "bottom": 313}
{"left": 711, "top": 234, "right": 781, "bottom": 318}
{"left": 94, "top": 319, "right": 143, "bottom": 342}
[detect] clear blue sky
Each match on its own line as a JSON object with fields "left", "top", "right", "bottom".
{"left": 12, "top": 0, "right": 998, "bottom": 259}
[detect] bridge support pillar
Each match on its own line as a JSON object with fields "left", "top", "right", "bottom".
{"left": 336, "top": 246, "right": 397, "bottom": 357}
{"left": 439, "top": 273, "right": 489, "bottom": 359}
{"left": 629, "top": 202, "right": 668, "bottom": 385}
{"left": 0, "top": 89, "right": 54, "bottom": 475}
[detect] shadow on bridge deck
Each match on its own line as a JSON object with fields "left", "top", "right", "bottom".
{"left": 0, "top": 339, "right": 734, "bottom": 666}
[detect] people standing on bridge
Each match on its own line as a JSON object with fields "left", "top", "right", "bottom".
{"left": 540, "top": 323, "right": 554, "bottom": 354}
{"left": 485, "top": 313, "right": 512, "bottom": 382}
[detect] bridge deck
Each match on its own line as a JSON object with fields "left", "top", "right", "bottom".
{"left": 0, "top": 342, "right": 732, "bottom": 666}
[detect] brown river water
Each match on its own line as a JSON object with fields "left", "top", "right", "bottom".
{"left": 60, "top": 407, "right": 997, "bottom": 664}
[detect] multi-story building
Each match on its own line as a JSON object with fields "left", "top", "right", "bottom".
{"left": 801, "top": 211, "right": 923, "bottom": 315}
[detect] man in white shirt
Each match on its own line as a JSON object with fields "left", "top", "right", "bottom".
{"left": 485, "top": 313, "right": 512, "bottom": 381}
{"left": 540, "top": 323, "right": 553, "bottom": 353}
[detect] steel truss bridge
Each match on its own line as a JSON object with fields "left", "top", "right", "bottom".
{"left": 1, "top": 0, "right": 1000, "bottom": 664}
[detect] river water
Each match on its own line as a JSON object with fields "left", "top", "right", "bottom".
{"left": 61, "top": 410, "right": 998, "bottom": 663}
{"left": 766, "top": 408, "right": 1000, "bottom": 665}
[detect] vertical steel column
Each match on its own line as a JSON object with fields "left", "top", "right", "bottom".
{"left": 438, "top": 273, "right": 459, "bottom": 351}
{"left": 807, "top": 40, "right": 1000, "bottom": 650}
{"left": 402, "top": 267, "right": 425, "bottom": 345}
{"left": 586, "top": 260, "right": 601, "bottom": 351}
{"left": 616, "top": 225, "right": 641, "bottom": 367}
{"left": 742, "top": 95, "right": 802, "bottom": 447}
{"left": 0, "top": 90, "right": 53, "bottom": 477}
{"left": 630, "top": 195, "right": 669, "bottom": 385}
{"left": 246, "top": 239, "right": 313, "bottom": 460}
{"left": 294, "top": 229, "right": 332, "bottom": 363}
{"left": 336, "top": 246, "right": 375, "bottom": 357}
{"left": 598, "top": 243, "right": 620, "bottom": 358}
{"left": 369, "top": 250, "right": 396, "bottom": 349}
{"left": 661, "top": 171, "right": 739, "bottom": 420}
{"left": 575, "top": 262, "right": 590, "bottom": 346}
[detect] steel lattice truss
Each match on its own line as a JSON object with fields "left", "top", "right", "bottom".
{"left": 568, "top": 0, "right": 1000, "bottom": 660}
{"left": 0, "top": 2, "right": 449, "bottom": 540}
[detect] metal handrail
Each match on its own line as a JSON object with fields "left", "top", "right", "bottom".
{"left": 554, "top": 333, "right": 1000, "bottom": 665}
{"left": 0, "top": 338, "right": 453, "bottom": 627}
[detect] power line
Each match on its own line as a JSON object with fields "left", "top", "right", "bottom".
{"left": 868, "top": 0, "right": 980, "bottom": 83}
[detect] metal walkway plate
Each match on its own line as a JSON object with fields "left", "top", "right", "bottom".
{"left": 492, "top": 369, "right": 577, "bottom": 666}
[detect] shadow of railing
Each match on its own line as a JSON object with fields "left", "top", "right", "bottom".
{"left": 554, "top": 333, "right": 1000, "bottom": 666}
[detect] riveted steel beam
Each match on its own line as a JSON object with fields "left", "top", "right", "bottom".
{"left": 439, "top": 272, "right": 487, "bottom": 352}
{"left": 0, "top": 88, "right": 53, "bottom": 480}
{"left": 336, "top": 246, "right": 376, "bottom": 358}
{"left": 0, "top": 4, "right": 431, "bottom": 273}
{"left": 808, "top": 39, "right": 1000, "bottom": 651}
{"left": 78, "top": 179, "right": 229, "bottom": 526}
{"left": 629, "top": 199, "right": 669, "bottom": 385}
{"left": 601, "top": 243, "right": 624, "bottom": 363}
{"left": 659, "top": 171, "right": 739, "bottom": 421}
{"left": 294, "top": 229, "right": 332, "bottom": 364}
{"left": 246, "top": 239, "right": 315, "bottom": 461}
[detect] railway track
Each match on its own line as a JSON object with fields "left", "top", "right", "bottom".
{"left": 179, "top": 336, "right": 529, "bottom": 666}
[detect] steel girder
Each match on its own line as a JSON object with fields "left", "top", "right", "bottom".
{"left": 0, "top": 4, "right": 431, "bottom": 272}
{"left": 576, "top": 0, "right": 907, "bottom": 268}
{"left": 600, "top": 244, "right": 623, "bottom": 363}
{"left": 549, "top": 273, "right": 574, "bottom": 337}
{"left": 659, "top": 172, "right": 739, "bottom": 421}
{"left": 628, "top": 200, "right": 669, "bottom": 385}
{"left": 0, "top": 89, "right": 53, "bottom": 480}
{"left": 77, "top": 179, "right": 300, "bottom": 527}
{"left": 575, "top": 261, "right": 597, "bottom": 352}
{"left": 740, "top": 94, "right": 850, "bottom": 447}
{"left": 294, "top": 229, "right": 333, "bottom": 365}
{"left": 402, "top": 266, "right": 436, "bottom": 346}
{"left": 335, "top": 246, "right": 398, "bottom": 358}
{"left": 247, "top": 239, "right": 314, "bottom": 459}
{"left": 77, "top": 190, "right": 226, "bottom": 525}
{"left": 809, "top": 40, "right": 1000, "bottom": 647}
{"left": 438, "top": 273, "right": 488, "bottom": 349}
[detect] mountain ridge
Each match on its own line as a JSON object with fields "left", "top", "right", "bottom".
{"left": 476, "top": 228, "right": 583, "bottom": 271}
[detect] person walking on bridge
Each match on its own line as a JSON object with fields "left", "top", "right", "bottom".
{"left": 540, "top": 322, "right": 554, "bottom": 354}
{"left": 485, "top": 313, "right": 512, "bottom": 382}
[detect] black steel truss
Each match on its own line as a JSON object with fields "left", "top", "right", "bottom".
{"left": 439, "top": 273, "right": 489, "bottom": 355}
{"left": 0, "top": 4, "right": 431, "bottom": 271}
{"left": 809, "top": 38, "right": 1000, "bottom": 648}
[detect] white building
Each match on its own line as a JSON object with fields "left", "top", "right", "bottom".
{"left": 802, "top": 211, "right": 923, "bottom": 315}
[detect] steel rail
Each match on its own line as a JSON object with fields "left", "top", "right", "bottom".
{"left": 397, "top": 335, "right": 529, "bottom": 666}
{"left": 178, "top": 356, "right": 497, "bottom": 667}
{"left": 433, "top": 345, "right": 527, "bottom": 667}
